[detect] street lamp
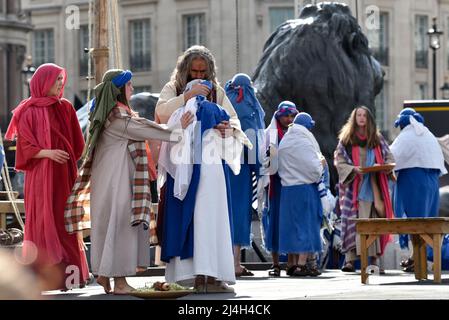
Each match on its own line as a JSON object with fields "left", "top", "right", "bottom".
{"left": 21, "top": 55, "right": 36, "bottom": 97}
{"left": 427, "top": 17, "right": 443, "bottom": 100}
{"left": 440, "top": 76, "right": 449, "bottom": 100}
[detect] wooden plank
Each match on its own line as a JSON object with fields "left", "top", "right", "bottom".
{"left": 366, "top": 235, "right": 378, "bottom": 248}
{"left": 355, "top": 219, "right": 449, "bottom": 234}
{"left": 419, "top": 237, "right": 428, "bottom": 280}
{"left": 360, "top": 234, "right": 368, "bottom": 284}
{"left": 0, "top": 200, "right": 25, "bottom": 213}
{"left": 433, "top": 234, "right": 443, "bottom": 283}
{"left": 0, "top": 191, "right": 19, "bottom": 200}
{"left": 354, "top": 218, "right": 449, "bottom": 222}
{"left": 420, "top": 234, "right": 434, "bottom": 247}
{"left": 356, "top": 221, "right": 449, "bottom": 234}
{"left": 0, "top": 214, "right": 6, "bottom": 230}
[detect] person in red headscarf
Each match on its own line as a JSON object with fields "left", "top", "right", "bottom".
{"left": 5, "top": 63, "right": 89, "bottom": 290}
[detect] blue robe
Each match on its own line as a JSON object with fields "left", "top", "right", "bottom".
{"left": 394, "top": 167, "right": 440, "bottom": 218}
{"left": 160, "top": 97, "right": 234, "bottom": 263}
{"left": 394, "top": 167, "right": 440, "bottom": 249}
{"left": 278, "top": 184, "right": 323, "bottom": 254}
{"left": 263, "top": 173, "right": 282, "bottom": 253}
{"left": 226, "top": 79, "right": 265, "bottom": 247}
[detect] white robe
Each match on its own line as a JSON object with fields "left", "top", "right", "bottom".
{"left": 390, "top": 116, "right": 447, "bottom": 175}
{"left": 164, "top": 130, "right": 241, "bottom": 286}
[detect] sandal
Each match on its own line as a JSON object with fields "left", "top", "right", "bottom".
{"left": 268, "top": 264, "right": 281, "bottom": 277}
{"left": 400, "top": 258, "right": 414, "bottom": 268}
{"left": 341, "top": 261, "right": 355, "bottom": 272}
{"left": 291, "top": 265, "right": 308, "bottom": 277}
{"left": 286, "top": 265, "right": 297, "bottom": 276}
{"left": 0, "top": 228, "right": 23, "bottom": 246}
{"left": 235, "top": 266, "right": 254, "bottom": 277}
{"left": 403, "top": 264, "right": 414, "bottom": 273}
{"left": 307, "top": 265, "right": 322, "bottom": 277}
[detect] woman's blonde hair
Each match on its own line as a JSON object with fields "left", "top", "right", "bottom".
{"left": 338, "top": 106, "right": 380, "bottom": 148}
{"left": 170, "top": 45, "right": 218, "bottom": 94}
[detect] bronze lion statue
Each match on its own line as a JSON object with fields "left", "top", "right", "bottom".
{"left": 253, "top": 2, "right": 384, "bottom": 188}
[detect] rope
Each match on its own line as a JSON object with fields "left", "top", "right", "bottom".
{"left": 111, "top": 0, "right": 122, "bottom": 69}
{"left": 107, "top": 1, "right": 115, "bottom": 68}
{"left": 87, "top": 0, "right": 93, "bottom": 102}
{"left": 108, "top": 0, "right": 122, "bottom": 69}
{"left": 0, "top": 130, "right": 24, "bottom": 230}
{"left": 235, "top": 0, "right": 240, "bottom": 72}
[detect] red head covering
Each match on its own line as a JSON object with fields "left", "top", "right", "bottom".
{"left": 5, "top": 63, "right": 67, "bottom": 140}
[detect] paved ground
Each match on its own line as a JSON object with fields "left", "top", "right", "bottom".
{"left": 42, "top": 269, "right": 449, "bottom": 300}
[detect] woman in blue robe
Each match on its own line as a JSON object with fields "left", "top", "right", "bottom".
{"left": 225, "top": 73, "right": 265, "bottom": 277}
{"left": 390, "top": 108, "right": 447, "bottom": 271}
{"left": 278, "top": 113, "right": 324, "bottom": 277}
{"left": 262, "top": 101, "right": 298, "bottom": 276}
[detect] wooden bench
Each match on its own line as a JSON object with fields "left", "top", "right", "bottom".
{"left": 355, "top": 218, "right": 449, "bottom": 284}
{"left": 0, "top": 199, "right": 25, "bottom": 230}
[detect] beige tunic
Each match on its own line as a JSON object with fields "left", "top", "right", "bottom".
{"left": 155, "top": 81, "right": 251, "bottom": 151}
{"left": 90, "top": 114, "right": 179, "bottom": 277}
{"left": 336, "top": 144, "right": 395, "bottom": 259}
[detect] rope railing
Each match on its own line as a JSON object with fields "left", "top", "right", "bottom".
{"left": 0, "top": 130, "right": 24, "bottom": 230}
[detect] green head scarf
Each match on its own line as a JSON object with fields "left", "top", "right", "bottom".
{"left": 83, "top": 69, "right": 132, "bottom": 157}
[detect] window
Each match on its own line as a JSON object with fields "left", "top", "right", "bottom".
{"left": 414, "top": 82, "right": 429, "bottom": 100}
{"left": 183, "top": 14, "right": 206, "bottom": 51}
{"left": 79, "top": 25, "right": 90, "bottom": 76}
{"left": 375, "top": 84, "right": 388, "bottom": 132}
{"left": 368, "top": 12, "right": 389, "bottom": 66}
{"left": 415, "top": 15, "right": 429, "bottom": 69}
{"left": 269, "top": 7, "right": 294, "bottom": 33}
{"left": 0, "top": 1, "right": 4, "bottom": 14}
{"left": 33, "top": 29, "right": 54, "bottom": 67}
{"left": 133, "top": 86, "right": 152, "bottom": 94}
{"left": 130, "top": 19, "right": 151, "bottom": 72}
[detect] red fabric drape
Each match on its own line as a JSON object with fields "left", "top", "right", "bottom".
{"left": 5, "top": 64, "right": 89, "bottom": 289}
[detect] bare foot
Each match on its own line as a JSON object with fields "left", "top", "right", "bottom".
{"left": 97, "top": 276, "right": 112, "bottom": 294}
{"left": 113, "top": 282, "right": 135, "bottom": 295}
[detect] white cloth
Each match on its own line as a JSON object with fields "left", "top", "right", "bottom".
{"left": 164, "top": 130, "right": 238, "bottom": 286}
{"left": 158, "top": 97, "right": 197, "bottom": 200}
{"left": 278, "top": 124, "right": 324, "bottom": 186}
{"left": 159, "top": 89, "right": 244, "bottom": 200}
{"left": 390, "top": 116, "right": 447, "bottom": 175}
{"left": 438, "top": 134, "right": 449, "bottom": 166}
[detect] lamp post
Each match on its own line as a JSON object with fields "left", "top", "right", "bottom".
{"left": 440, "top": 76, "right": 449, "bottom": 100}
{"left": 427, "top": 17, "right": 443, "bottom": 100}
{"left": 21, "top": 55, "right": 36, "bottom": 97}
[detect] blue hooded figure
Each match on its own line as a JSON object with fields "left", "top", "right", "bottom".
{"left": 390, "top": 108, "right": 447, "bottom": 266}
{"left": 225, "top": 74, "right": 265, "bottom": 276}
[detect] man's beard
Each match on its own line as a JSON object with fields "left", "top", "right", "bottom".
{"left": 187, "top": 75, "right": 208, "bottom": 82}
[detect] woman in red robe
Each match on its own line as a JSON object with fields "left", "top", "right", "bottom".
{"left": 5, "top": 63, "right": 89, "bottom": 290}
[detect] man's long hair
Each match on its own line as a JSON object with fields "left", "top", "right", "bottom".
{"left": 171, "top": 45, "right": 218, "bottom": 94}
{"left": 338, "top": 106, "right": 380, "bottom": 148}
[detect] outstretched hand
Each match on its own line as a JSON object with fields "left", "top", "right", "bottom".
{"left": 180, "top": 111, "right": 195, "bottom": 129}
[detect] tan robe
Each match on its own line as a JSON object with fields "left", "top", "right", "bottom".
{"left": 336, "top": 145, "right": 395, "bottom": 259}
{"left": 90, "top": 115, "right": 179, "bottom": 277}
